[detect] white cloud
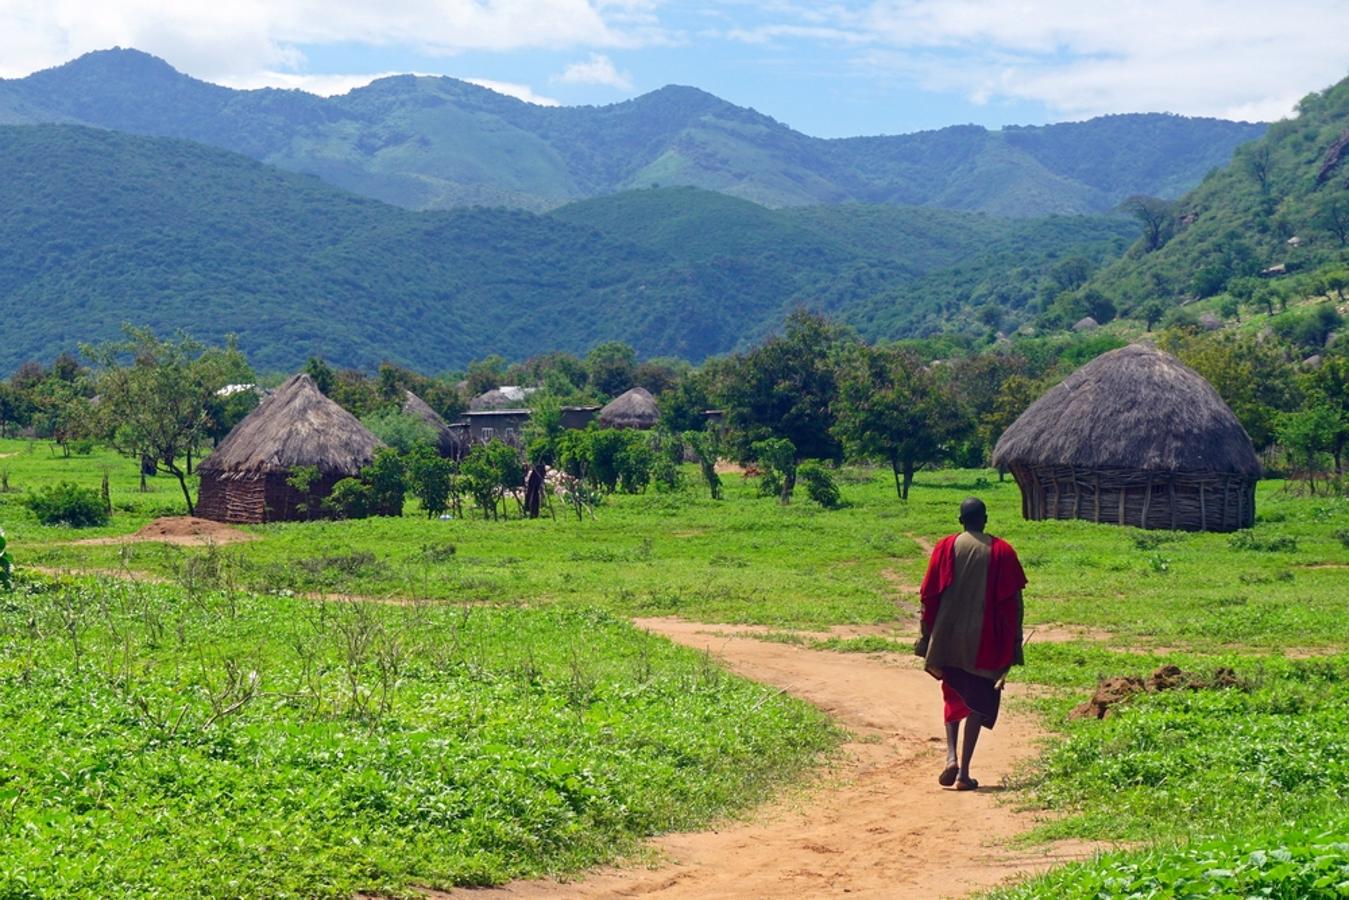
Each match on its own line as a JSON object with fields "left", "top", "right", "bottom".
{"left": 725, "top": 0, "right": 1349, "bottom": 121}
{"left": 555, "top": 52, "right": 633, "bottom": 89}
{"left": 0, "top": 0, "right": 654, "bottom": 81}
{"left": 463, "top": 78, "right": 561, "bottom": 105}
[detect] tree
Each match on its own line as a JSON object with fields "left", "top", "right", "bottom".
{"left": 585, "top": 342, "right": 637, "bottom": 399}
{"left": 1243, "top": 143, "right": 1272, "bottom": 193}
{"left": 406, "top": 446, "right": 455, "bottom": 517}
{"left": 719, "top": 310, "right": 850, "bottom": 462}
{"left": 460, "top": 440, "right": 520, "bottom": 519}
{"left": 1314, "top": 195, "right": 1349, "bottom": 247}
{"left": 86, "top": 328, "right": 239, "bottom": 514}
{"left": 1277, "top": 404, "right": 1341, "bottom": 493}
{"left": 832, "top": 345, "right": 968, "bottom": 500}
{"left": 465, "top": 354, "right": 509, "bottom": 397}
{"left": 304, "top": 356, "right": 335, "bottom": 395}
{"left": 1120, "top": 195, "right": 1174, "bottom": 252}
{"left": 1137, "top": 299, "right": 1167, "bottom": 332}
{"left": 751, "top": 437, "right": 797, "bottom": 502}
{"left": 1304, "top": 350, "right": 1349, "bottom": 473}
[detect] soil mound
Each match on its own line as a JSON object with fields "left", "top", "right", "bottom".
{"left": 76, "top": 516, "right": 258, "bottom": 547}
{"left": 1069, "top": 665, "right": 1245, "bottom": 720}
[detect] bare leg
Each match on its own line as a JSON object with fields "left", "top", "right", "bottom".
{"left": 945, "top": 721, "right": 959, "bottom": 767}
{"left": 959, "top": 711, "right": 985, "bottom": 785}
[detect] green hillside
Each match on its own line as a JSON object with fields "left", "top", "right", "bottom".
{"left": 0, "top": 49, "right": 1266, "bottom": 217}
{"left": 0, "top": 125, "right": 1137, "bottom": 372}
{"left": 1087, "top": 74, "right": 1349, "bottom": 312}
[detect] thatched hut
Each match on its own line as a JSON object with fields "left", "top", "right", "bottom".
{"left": 599, "top": 387, "right": 660, "bottom": 429}
{"left": 402, "top": 390, "right": 463, "bottom": 458}
{"left": 991, "top": 344, "right": 1260, "bottom": 532}
{"left": 197, "top": 373, "right": 384, "bottom": 523}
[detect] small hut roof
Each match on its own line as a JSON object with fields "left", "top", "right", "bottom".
{"left": 470, "top": 386, "right": 535, "bottom": 410}
{"left": 402, "top": 390, "right": 460, "bottom": 457}
{"left": 199, "top": 373, "right": 383, "bottom": 478}
{"left": 599, "top": 387, "right": 660, "bottom": 429}
{"left": 991, "top": 344, "right": 1260, "bottom": 476}
{"left": 1072, "top": 316, "right": 1099, "bottom": 332}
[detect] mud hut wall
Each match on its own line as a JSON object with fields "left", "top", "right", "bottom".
{"left": 262, "top": 472, "right": 344, "bottom": 522}
{"left": 1009, "top": 464, "right": 1254, "bottom": 531}
{"left": 197, "top": 473, "right": 268, "bottom": 524}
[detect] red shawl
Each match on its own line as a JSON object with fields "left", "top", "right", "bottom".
{"left": 919, "top": 533, "right": 1027, "bottom": 672}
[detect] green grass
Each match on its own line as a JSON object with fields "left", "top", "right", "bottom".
{"left": 0, "top": 576, "right": 834, "bottom": 897}
{"left": 2, "top": 437, "right": 1348, "bottom": 896}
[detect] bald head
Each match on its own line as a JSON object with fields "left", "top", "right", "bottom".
{"left": 959, "top": 497, "right": 987, "bottom": 532}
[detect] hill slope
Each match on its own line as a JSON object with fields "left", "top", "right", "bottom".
{"left": 0, "top": 48, "right": 1266, "bottom": 216}
{"left": 1086, "top": 74, "right": 1349, "bottom": 311}
{"left": 0, "top": 126, "right": 1137, "bottom": 371}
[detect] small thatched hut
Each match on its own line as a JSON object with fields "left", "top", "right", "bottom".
{"left": 402, "top": 390, "right": 463, "bottom": 458}
{"left": 197, "top": 373, "right": 384, "bottom": 524}
{"left": 599, "top": 387, "right": 660, "bottom": 429}
{"left": 991, "top": 344, "right": 1260, "bottom": 532}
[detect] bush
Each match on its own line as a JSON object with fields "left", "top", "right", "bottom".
{"left": 23, "top": 481, "right": 110, "bottom": 527}
{"left": 361, "top": 409, "right": 438, "bottom": 455}
{"left": 798, "top": 462, "right": 842, "bottom": 509}
{"left": 327, "top": 477, "right": 373, "bottom": 519}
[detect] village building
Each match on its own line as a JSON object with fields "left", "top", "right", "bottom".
{"left": 196, "top": 373, "right": 383, "bottom": 524}
{"left": 598, "top": 387, "right": 660, "bottom": 429}
{"left": 992, "top": 343, "right": 1260, "bottom": 531}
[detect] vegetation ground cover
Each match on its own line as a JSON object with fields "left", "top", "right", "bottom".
{"left": 1, "top": 438, "right": 1347, "bottom": 896}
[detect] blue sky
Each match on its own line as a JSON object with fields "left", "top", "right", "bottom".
{"left": 4, "top": 1, "right": 1349, "bottom": 137}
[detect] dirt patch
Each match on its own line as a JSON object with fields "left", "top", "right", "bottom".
{"left": 712, "top": 460, "right": 747, "bottom": 475}
{"left": 464, "top": 617, "right": 1108, "bottom": 899}
{"left": 1069, "top": 664, "right": 1245, "bottom": 720}
{"left": 0, "top": 452, "right": 17, "bottom": 459}
{"left": 1028, "top": 623, "right": 1115, "bottom": 644}
{"left": 905, "top": 531, "right": 935, "bottom": 554}
{"left": 73, "top": 516, "right": 258, "bottom": 547}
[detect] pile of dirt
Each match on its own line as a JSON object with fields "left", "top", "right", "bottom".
{"left": 75, "top": 516, "right": 258, "bottom": 547}
{"left": 1069, "top": 665, "right": 1244, "bottom": 720}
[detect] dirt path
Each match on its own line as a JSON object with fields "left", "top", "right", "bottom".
{"left": 463, "top": 618, "right": 1100, "bottom": 900}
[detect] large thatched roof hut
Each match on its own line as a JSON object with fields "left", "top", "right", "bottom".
{"left": 402, "top": 390, "right": 463, "bottom": 458}
{"left": 599, "top": 387, "right": 660, "bottom": 429}
{"left": 197, "top": 373, "right": 384, "bottom": 524}
{"left": 991, "top": 344, "right": 1260, "bottom": 531}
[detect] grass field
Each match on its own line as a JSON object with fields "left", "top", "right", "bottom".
{"left": 1, "top": 436, "right": 1347, "bottom": 897}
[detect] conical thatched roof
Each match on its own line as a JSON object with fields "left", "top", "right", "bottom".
{"left": 599, "top": 387, "right": 660, "bottom": 429}
{"left": 402, "top": 390, "right": 460, "bottom": 457}
{"left": 200, "top": 373, "right": 383, "bottom": 478}
{"left": 992, "top": 344, "right": 1260, "bottom": 476}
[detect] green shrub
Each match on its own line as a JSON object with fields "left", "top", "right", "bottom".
{"left": 327, "top": 477, "right": 373, "bottom": 519}
{"left": 798, "top": 462, "right": 842, "bottom": 509}
{"left": 361, "top": 409, "right": 439, "bottom": 454}
{"left": 22, "top": 481, "right": 110, "bottom": 527}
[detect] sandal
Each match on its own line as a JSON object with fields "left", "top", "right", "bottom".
{"left": 955, "top": 777, "right": 979, "bottom": 791}
{"left": 938, "top": 764, "right": 959, "bottom": 787}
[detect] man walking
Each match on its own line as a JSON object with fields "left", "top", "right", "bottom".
{"left": 918, "top": 497, "right": 1026, "bottom": 791}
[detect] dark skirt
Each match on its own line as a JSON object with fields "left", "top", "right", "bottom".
{"left": 942, "top": 666, "right": 1002, "bottom": 728}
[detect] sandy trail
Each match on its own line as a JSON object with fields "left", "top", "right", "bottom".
{"left": 462, "top": 617, "right": 1100, "bottom": 900}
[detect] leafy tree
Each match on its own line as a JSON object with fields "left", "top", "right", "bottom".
{"left": 832, "top": 344, "right": 967, "bottom": 500}
{"left": 1313, "top": 195, "right": 1349, "bottom": 247}
{"left": 327, "top": 477, "right": 372, "bottom": 519}
{"left": 1303, "top": 350, "right": 1349, "bottom": 472}
{"left": 362, "top": 409, "right": 438, "bottom": 455}
{"left": 797, "top": 462, "right": 842, "bottom": 509}
{"left": 658, "top": 371, "right": 715, "bottom": 435}
{"left": 86, "top": 327, "right": 241, "bottom": 514}
{"left": 304, "top": 356, "right": 335, "bottom": 395}
{"left": 1277, "top": 404, "right": 1341, "bottom": 493}
{"left": 719, "top": 310, "right": 849, "bottom": 462}
{"left": 751, "top": 437, "right": 797, "bottom": 503}
{"left": 1120, "top": 195, "right": 1174, "bottom": 252}
{"left": 460, "top": 440, "right": 520, "bottom": 520}
{"left": 465, "top": 355, "right": 510, "bottom": 398}
{"left": 363, "top": 448, "right": 407, "bottom": 517}
{"left": 682, "top": 428, "right": 722, "bottom": 500}
{"left": 406, "top": 446, "right": 455, "bottom": 517}
{"left": 0, "top": 383, "right": 30, "bottom": 438}
{"left": 585, "top": 342, "right": 637, "bottom": 399}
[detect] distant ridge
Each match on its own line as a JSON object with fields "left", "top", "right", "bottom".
{"left": 0, "top": 48, "right": 1267, "bottom": 216}
{"left": 0, "top": 125, "right": 1135, "bottom": 372}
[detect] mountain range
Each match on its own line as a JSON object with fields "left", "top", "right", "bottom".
{"left": 0, "top": 125, "right": 1134, "bottom": 373}
{"left": 0, "top": 49, "right": 1267, "bottom": 217}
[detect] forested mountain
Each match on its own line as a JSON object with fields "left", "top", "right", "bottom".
{"left": 0, "top": 48, "right": 1266, "bottom": 216}
{"left": 1085, "top": 73, "right": 1349, "bottom": 312}
{"left": 0, "top": 126, "right": 1133, "bottom": 372}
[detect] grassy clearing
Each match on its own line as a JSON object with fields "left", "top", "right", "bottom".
{"left": 0, "top": 576, "right": 834, "bottom": 897}
{"left": 2, "top": 437, "right": 1348, "bottom": 896}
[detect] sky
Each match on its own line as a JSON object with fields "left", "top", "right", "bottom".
{"left": 3, "top": 1, "right": 1349, "bottom": 138}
